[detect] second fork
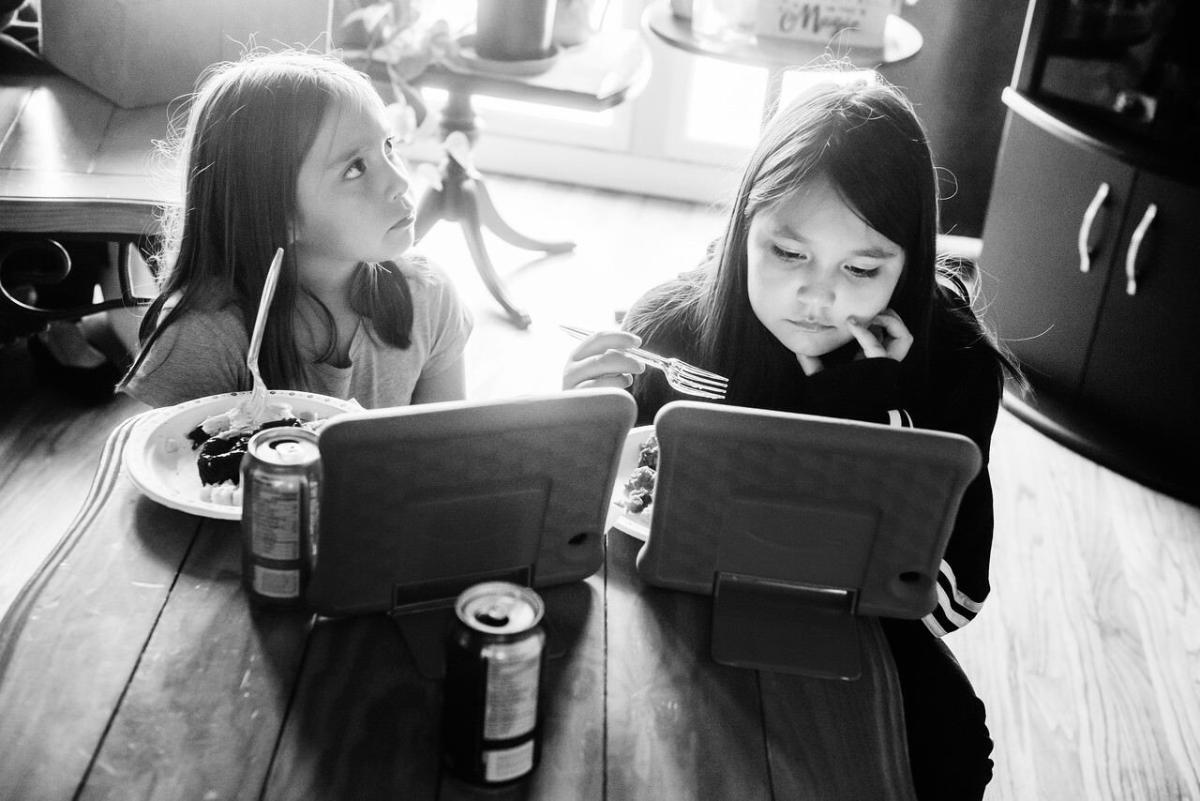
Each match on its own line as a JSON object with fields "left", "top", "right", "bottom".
{"left": 559, "top": 324, "right": 728, "bottom": 400}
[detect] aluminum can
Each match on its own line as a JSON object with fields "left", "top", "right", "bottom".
{"left": 239, "top": 426, "right": 321, "bottom": 608}
{"left": 442, "top": 581, "right": 547, "bottom": 785}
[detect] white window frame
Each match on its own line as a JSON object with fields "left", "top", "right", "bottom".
{"left": 401, "top": 0, "right": 780, "bottom": 203}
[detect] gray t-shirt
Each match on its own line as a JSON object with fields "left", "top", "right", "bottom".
{"left": 123, "top": 260, "right": 472, "bottom": 409}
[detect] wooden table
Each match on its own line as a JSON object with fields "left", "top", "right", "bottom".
{"left": 0, "top": 413, "right": 918, "bottom": 800}
{"left": 0, "top": 33, "right": 650, "bottom": 331}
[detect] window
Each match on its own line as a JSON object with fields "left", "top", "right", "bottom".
{"left": 402, "top": 1, "right": 874, "bottom": 203}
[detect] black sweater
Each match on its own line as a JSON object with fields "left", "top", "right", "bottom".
{"left": 624, "top": 281, "right": 1003, "bottom": 637}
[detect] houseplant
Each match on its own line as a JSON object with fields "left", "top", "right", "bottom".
{"left": 334, "top": 0, "right": 460, "bottom": 137}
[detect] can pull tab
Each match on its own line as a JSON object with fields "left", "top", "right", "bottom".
{"left": 475, "top": 603, "right": 512, "bottom": 628}
{"left": 269, "top": 438, "right": 309, "bottom": 463}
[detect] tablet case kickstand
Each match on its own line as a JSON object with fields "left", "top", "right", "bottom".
{"left": 388, "top": 566, "right": 566, "bottom": 680}
{"left": 390, "top": 609, "right": 567, "bottom": 680}
{"left": 390, "top": 605, "right": 457, "bottom": 680}
{"left": 711, "top": 572, "right": 861, "bottom": 681}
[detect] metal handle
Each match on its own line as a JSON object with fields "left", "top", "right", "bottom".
{"left": 1124, "top": 203, "right": 1157, "bottom": 296}
{"left": 1077, "top": 182, "right": 1110, "bottom": 274}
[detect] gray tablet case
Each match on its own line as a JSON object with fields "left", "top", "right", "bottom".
{"left": 635, "top": 401, "right": 982, "bottom": 680}
{"left": 307, "top": 389, "right": 636, "bottom": 618}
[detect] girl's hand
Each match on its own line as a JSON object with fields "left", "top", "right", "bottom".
{"left": 797, "top": 309, "right": 913, "bottom": 376}
{"left": 848, "top": 308, "right": 913, "bottom": 362}
{"left": 562, "top": 330, "right": 646, "bottom": 391}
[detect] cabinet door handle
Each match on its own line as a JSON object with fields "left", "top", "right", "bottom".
{"left": 1125, "top": 202, "right": 1157, "bottom": 296}
{"left": 1077, "top": 182, "right": 1110, "bottom": 274}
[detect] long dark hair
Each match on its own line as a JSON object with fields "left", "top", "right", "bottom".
{"left": 626, "top": 72, "right": 1020, "bottom": 408}
{"left": 120, "top": 50, "right": 416, "bottom": 393}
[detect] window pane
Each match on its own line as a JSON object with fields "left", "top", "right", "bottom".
{"left": 683, "top": 58, "right": 766, "bottom": 148}
{"left": 778, "top": 67, "right": 877, "bottom": 105}
{"left": 474, "top": 95, "right": 615, "bottom": 128}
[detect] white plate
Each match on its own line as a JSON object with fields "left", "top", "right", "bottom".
{"left": 605, "top": 425, "right": 656, "bottom": 541}
{"left": 124, "top": 390, "right": 359, "bottom": 520}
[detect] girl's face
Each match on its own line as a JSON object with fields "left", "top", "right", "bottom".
{"left": 746, "top": 175, "right": 905, "bottom": 359}
{"left": 292, "top": 96, "right": 415, "bottom": 282}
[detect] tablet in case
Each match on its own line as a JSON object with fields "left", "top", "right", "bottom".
{"left": 307, "top": 389, "right": 636, "bottom": 618}
{"left": 635, "top": 401, "right": 981, "bottom": 680}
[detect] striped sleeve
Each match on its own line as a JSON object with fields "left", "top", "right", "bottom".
{"left": 923, "top": 560, "right": 986, "bottom": 637}
{"left": 884, "top": 407, "right": 986, "bottom": 635}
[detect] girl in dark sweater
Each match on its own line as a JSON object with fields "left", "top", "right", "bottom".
{"left": 563, "top": 74, "right": 1022, "bottom": 801}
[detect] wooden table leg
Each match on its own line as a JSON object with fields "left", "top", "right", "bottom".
{"left": 412, "top": 89, "right": 575, "bottom": 329}
{"left": 473, "top": 179, "right": 574, "bottom": 255}
{"left": 457, "top": 181, "right": 534, "bottom": 329}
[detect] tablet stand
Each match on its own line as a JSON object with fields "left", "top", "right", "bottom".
{"left": 387, "top": 565, "right": 568, "bottom": 679}
{"left": 711, "top": 572, "right": 861, "bottom": 681}
{"left": 304, "top": 391, "right": 636, "bottom": 677}
{"left": 388, "top": 566, "right": 531, "bottom": 680}
{"left": 635, "top": 401, "right": 982, "bottom": 682}
{"left": 307, "top": 390, "right": 635, "bottom": 617}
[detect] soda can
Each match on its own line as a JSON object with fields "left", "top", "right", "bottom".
{"left": 239, "top": 426, "right": 321, "bottom": 608}
{"left": 442, "top": 581, "right": 547, "bottom": 785}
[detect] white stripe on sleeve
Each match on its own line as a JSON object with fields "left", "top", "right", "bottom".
{"left": 923, "top": 561, "right": 986, "bottom": 636}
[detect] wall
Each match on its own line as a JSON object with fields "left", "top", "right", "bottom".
{"left": 878, "top": 1, "right": 1028, "bottom": 238}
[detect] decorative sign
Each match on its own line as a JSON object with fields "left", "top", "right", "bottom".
{"left": 754, "top": 0, "right": 899, "bottom": 49}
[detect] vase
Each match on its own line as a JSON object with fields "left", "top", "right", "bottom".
{"left": 475, "top": 0, "right": 557, "bottom": 61}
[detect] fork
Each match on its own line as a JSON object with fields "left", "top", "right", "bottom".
{"left": 559, "top": 324, "right": 728, "bottom": 400}
{"left": 244, "top": 247, "right": 285, "bottom": 421}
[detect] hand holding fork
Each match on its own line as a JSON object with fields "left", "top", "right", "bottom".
{"left": 560, "top": 325, "right": 728, "bottom": 400}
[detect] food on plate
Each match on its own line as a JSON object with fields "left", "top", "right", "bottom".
{"left": 621, "top": 435, "right": 659, "bottom": 515}
{"left": 185, "top": 401, "right": 323, "bottom": 493}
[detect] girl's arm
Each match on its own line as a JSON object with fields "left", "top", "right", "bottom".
{"left": 804, "top": 357, "right": 909, "bottom": 426}
{"left": 802, "top": 308, "right": 914, "bottom": 426}
{"left": 917, "top": 349, "right": 1003, "bottom": 638}
{"left": 120, "top": 308, "right": 251, "bottom": 407}
{"left": 806, "top": 336, "right": 1003, "bottom": 636}
{"left": 411, "top": 355, "right": 466, "bottom": 404}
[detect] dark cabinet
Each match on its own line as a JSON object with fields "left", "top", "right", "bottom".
{"left": 981, "top": 93, "right": 1200, "bottom": 503}
{"left": 978, "top": 0, "right": 1200, "bottom": 504}
{"left": 982, "top": 102, "right": 1136, "bottom": 399}
{"left": 1079, "top": 172, "right": 1200, "bottom": 441}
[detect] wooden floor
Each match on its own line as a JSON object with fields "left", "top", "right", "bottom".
{"left": 1, "top": 175, "right": 1197, "bottom": 800}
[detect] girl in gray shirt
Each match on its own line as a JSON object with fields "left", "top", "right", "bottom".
{"left": 120, "top": 50, "right": 472, "bottom": 409}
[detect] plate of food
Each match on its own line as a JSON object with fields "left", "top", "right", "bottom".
{"left": 124, "top": 390, "right": 360, "bottom": 520}
{"left": 605, "top": 425, "right": 659, "bottom": 541}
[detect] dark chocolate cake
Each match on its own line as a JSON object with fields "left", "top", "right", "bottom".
{"left": 189, "top": 417, "right": 303, "bottom": 486}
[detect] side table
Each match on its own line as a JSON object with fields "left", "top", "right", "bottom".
{"left": 643, "top": 1, "right": 922, "bottom": 124}
{"left": 403, "top": 30, "right": 652, "bottom": 329}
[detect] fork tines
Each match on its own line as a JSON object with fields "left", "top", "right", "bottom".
{"left": 668, "top": 360, "right": 728, "bottom": 389}
{"left": 559, "top": 323, "right": 730, "bottom": 400}
{"left": 676, "top": 372, "right": 727, "bottom": 394}
{"left": 676, "top": 362, "right": 727, "bottom": 383}
{"left": 668, "top": 367, "right": 727, "bottom": 399}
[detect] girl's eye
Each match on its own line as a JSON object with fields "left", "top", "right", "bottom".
{"left": 344, "top": 157, "right": 367, "bottom": 180}
{"left": 383, "top": 136, "right": 406, "bottom": 167}
{"left": 771, "top": 244, "right": 807, "bottom": 262}
{"left": 844, "top": 264, "right": 879, "bottom": 279}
